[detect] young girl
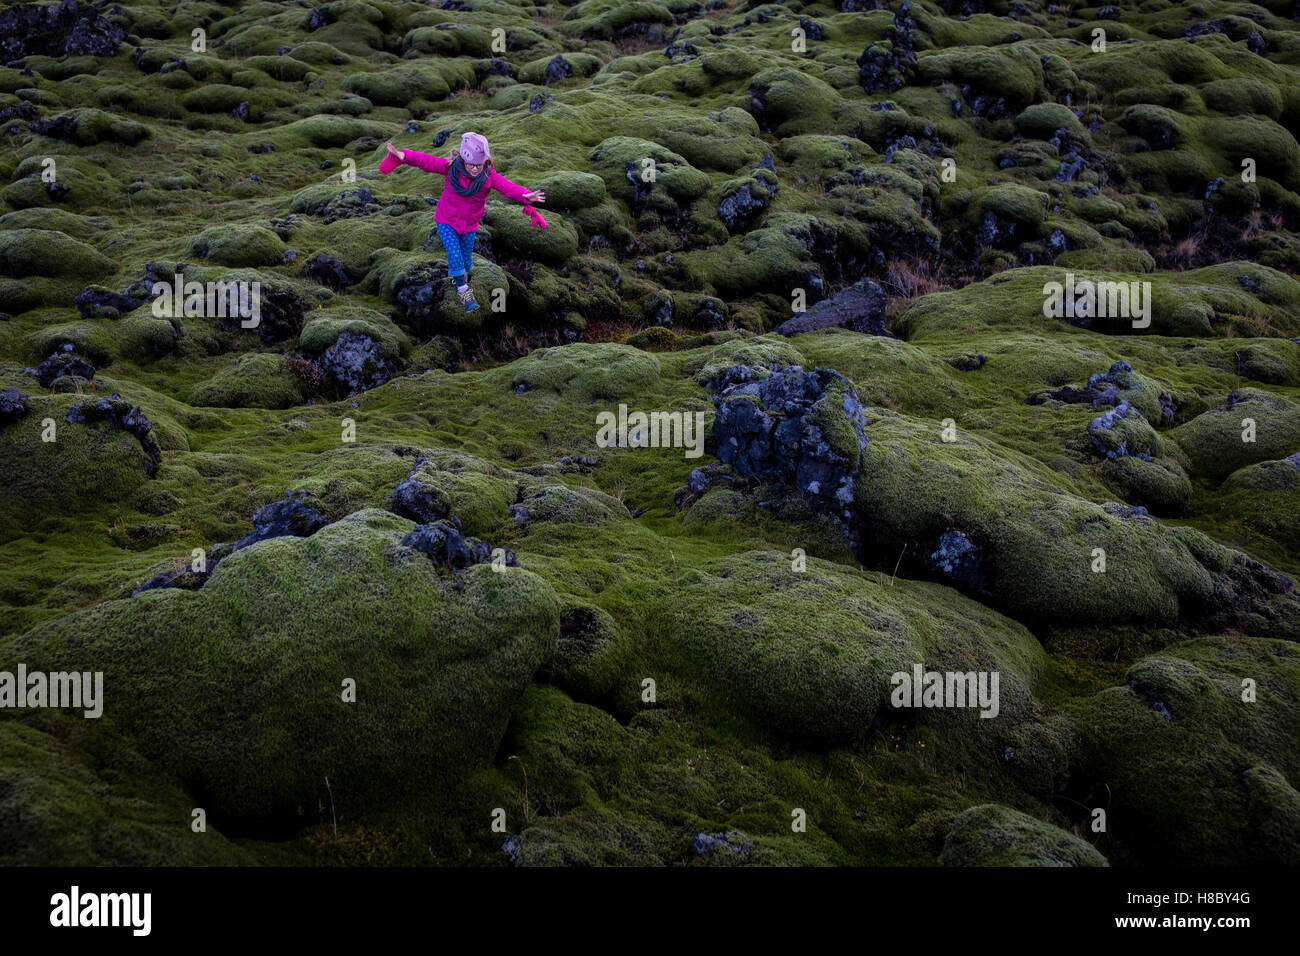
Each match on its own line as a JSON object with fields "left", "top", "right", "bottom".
{"left": 379, "top": 132, "right": 546, "bottom": 312}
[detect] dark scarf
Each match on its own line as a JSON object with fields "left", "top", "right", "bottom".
{"left": 448, "top": 155, "right": 489, "bottom": 197}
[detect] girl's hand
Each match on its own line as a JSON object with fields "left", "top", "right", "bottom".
{"left": 384, "top": 141, "right": 405, "bottom": 162}
{"left": 523, "top": 189, "right": 545, "bottom": 203}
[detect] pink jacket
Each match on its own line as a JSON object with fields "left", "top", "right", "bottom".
{"left": 378, "top": 148, "right": 544, "bottom": 233}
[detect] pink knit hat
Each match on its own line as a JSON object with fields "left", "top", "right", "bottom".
{"left": 459, "top": 132, "right": 490, "bottom": 164}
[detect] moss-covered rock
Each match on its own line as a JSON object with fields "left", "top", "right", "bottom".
{"left": 186, "top": 224, "right": 288, "bottom": 268}
{"left": 188, "top": 353, "right": 307, "bottom": 409}
{"left": 669, "top": 550, "right": 1046, "bottom": 744}
{"left": 482, "top": 203, "right": 578, "bottom": 266}
{"left": 1068, "top": 637, "right": 1300, "bottom": 866}
{"left": 509, "top": 343, "right": 661, "bottom": 401}
{"left": 391, "top": 453, "right": 518, "bottom": 537}
{"left": 0, "top": 229, "right": 114, "bottom": 278}
{"left": 938, "top": 804, "right": 1107, "bottom": 867}
{"left": 1171, "top": 388, "right": 1300, "bottom": 480}
{"left": 5, "top": 509, "right": 560, "bottom": 825}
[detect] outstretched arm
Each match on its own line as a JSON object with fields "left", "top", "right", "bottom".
{"left": 489, "top": 169, "right": 544, "bottom": 204}
{"left": 379, "top": 142, "right": 449, "bottom": 175}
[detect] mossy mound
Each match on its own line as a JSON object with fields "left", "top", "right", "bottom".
{"left": 1170, "top": 389, "right": 1300, "bottom": 481}
{"left": 0, "top": 229, "right": 115, "bottom": 278}
{"left": 509, "top": 343, "right": 661, "bottom": 400}
{"left": 6, "top": 509, "right": 560, "bottom": 826}
{"left": 511, "top": 483, "right": 630, "bottom": 526}
{"left": 897, "top": 264, "right": 1300, "bottom": 340}
{"left": 938, "top": 804, "right": 1107, "bottom": 867}
{"left": 852, "top": 407, "right": 1300, "bottom": 637}
{"left": 1213, "top": 456, "right": 1300, "bottom": 552}
{"left": 1068, "top": 637, "right": 1300, "bottom": 866}
{"left": 186, "top": 224, "right": 288, "bottom": 267}
{"left": 0, "top": 393, "right": 160, "bottom": 532}
{"left": 669, "top": 550, "right": 1046, "bottom": 744}
{"left": 0, "top": 719, "right": 256, "bottom": 865}
{"left": 187, "top": 353, "right": 307, "bottom": 410}
{"left": 482, "top": 203, "right": 578, "bottom": 266}
{"left": 29, "top": 107, "right": 148, "bottom": 146}
{"left": 392, "top": 454, "right": 519, "bottom": 537}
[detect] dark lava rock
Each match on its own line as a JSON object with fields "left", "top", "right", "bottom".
{"left": 306, "top": 6, "right": 336, "bottom": 31}
{"left": 216, "top": 282, "right": 306, "bottom": 344}
{"left": 0, "top": 101, "right": 38, "bottom": 123}
{"left": 311, "top": 187, "right": 381, "bottom": 223}
{"left": 543, "top": 54, "right": 572, "bottom": 86}
{"left": 0, "top": 386, "right": 27, "bottom": 425}
{"left": 319, "top": 332, "right": 398, "bottom": 392}
{"left": 1101, "top": 501, "right": 1152, "bottom": 522}
{"left": 34, "top": 348, "right": 95, "bottom": 387}
{"left": 774, "top": 278, "right": 890, "bottom": 337}
{"left": 926, "top": 528, "right": 990, "bottom": 593}
{"left": 717, "top": 182, "right": 768, "bottom": 233}
{"left": 528, "top": 93, "right": 554, "bottom": 113}
{"left": 708, "top": 365, "right": 869, "bottom": 539}
{"left": 392, "top": 458, "right": 449, "bottom": 523}
{"left": 694, "top": 297, "right": 726, "bottom": 327}
{"left": 858, "top": 2, "right": 918, "bottom": 94}
{"left": 231, "top": 489, "right": 331, "bottom": 552}
{"left": 502, "top": 834, "right": 522, "bottom": 867}
{"left": 75, "top": 286, "right": 147, "bottom": 319}
{"left": 302, "top": 254, "right": 353, "bottom": 290}
{"left": 432, "top": 128, "right": 451, "bottom": 147}
{"left": 1086, "top": 399, "right": 1150, "bottom": 461}
{"left": 402, "top": 519, "right": 518, "bottom": 570}
{"left": 64, "top": 392, "right": 162, "bottom": 477}
{"left": 0, "top": 0, "right": 125, "bottom": 61}
{"left": 394, "top": 263, "right": 449, "bottom": 337}
{"left": 798, "top": 16, "right": 823, "bottom": 42}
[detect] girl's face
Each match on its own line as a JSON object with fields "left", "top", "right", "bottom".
{"left": 464, "top": 160, "right": 485, "bottom": 175}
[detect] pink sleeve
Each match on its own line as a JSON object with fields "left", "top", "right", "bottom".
{"left": 379, "top": 148, "right": 448, "bottom": 175}
{"left": 490, "top": 170, "right": 531, "bottom": 202}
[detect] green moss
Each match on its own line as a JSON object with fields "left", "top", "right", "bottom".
{"left": 939, "top": 804, "right": 1107, "bottom": 867}
{"left": 1068, "top": 636, "right": 1300, "bottom": 865}
{"left": 512, "top": 483, "right": 630, "bottom": 526}
{"left": 186, "top": 224, "right": 287, "bottom": 267}
{"left": 1171, "top": 388, "right": 1300, "bottom": 480}
{"left": 6, "top": 509, "right": 560, "bottom": 824}
{"left": 510, "top": 343, "right": 661, "bottom": 401}
{"left": 0, "top": 394, "right": 157, "bottom": 531}
{"left": 851, "top": 406, "right": 1299, "bottom": 636}
{"left": 532, "top": 170, "right": 607, "bottom": 212}
{"left": 188, "top": 353, "right": 307, "bottom": 410}
{"left": 482, "top": 203, "right": 578, "bottom": 266}
{"left": 916, "top": 46, "right": 1044, "bottom": 108}
{"left": 397, "top": 454, "right": 519, "bottom": 537}
{"left": 667, "top": 550, "right": 1047, "bottom": 743}
{"left": 0, "top": 229, "right": 114, "bottom": 278}
{"left": 29, "top": 107, "right": 148, "bottom": 146}
{"left": 1014, "top": 103, "right": 1083, "bottom": 139}
{"left": 0, "top": 719, "right": 261, "bottom": 865}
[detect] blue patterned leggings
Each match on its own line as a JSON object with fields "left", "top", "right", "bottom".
{"left": 436, "top": 223, "right": 476, "bottom": 281}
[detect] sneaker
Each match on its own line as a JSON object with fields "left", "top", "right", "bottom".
{"left": 457, "top": 285, "right": 479, "bottom": 312}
